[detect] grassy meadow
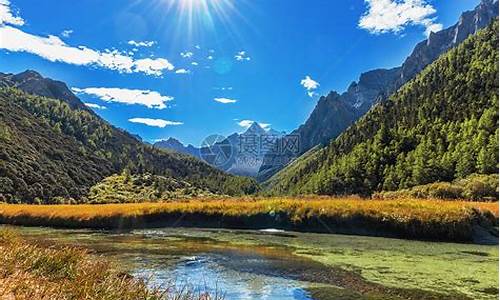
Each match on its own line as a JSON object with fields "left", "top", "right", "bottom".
{"left": 0, "top": 197, "right": 497, "bottom": 242}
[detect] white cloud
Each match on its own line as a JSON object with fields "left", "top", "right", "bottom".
{"left": 128, "top": 40, "right": 156, "bottom": 47}
{"left": 61, "top": 29, "right": 73, "bottom": 38}
{"left": 181, "top": 51, "right": 193, "bottom": 58}
{"left": 300, "top": 75, "right": 319, "bottom": 90}
{"left": 0, "top": 26, "right": 174, "bottom": 76}
{"left": 237, "top": 120, "right": 270, "bottom": 130}
{"left": 84, "top": 103, "right": 106, "bottom": 110}
{"left": 0, "top": 2, "right": 173, "bottom": 76}
{"left": 207, "top": 55, "right": 213, "bottom": 60}
{"left": 129, "top": 118, "right": 183, "bottom": 128}
{"left": 72, "top": 87, "right": 173, "bottom": 109}
{"left": 214, "top": 97, "right": 237, "bottom": 104}
{"left": 0, "top": 0, "right": 24, "bottom": 26}
{"left": 195, "top": 45, "right": 201, "bottom": 49}
{"left": 423, "top": 21, "right": 443, "bottom": 36}
{"left": 191, "top": 61, "right": 199, "bottom": 66}
{"left": 359, "top": 0, "right": 442, "bottom": 36}
{"left": 175, "top": 68, "right": 190, "bottom": 74}
{"left": 133, "top": 58, "right": 174, "bottom": 76}
{"left": 235, "top": 50, "right": 251, "bottom": 61}
{"left": 307, "top": 91, "right": 318, "bottom": 98}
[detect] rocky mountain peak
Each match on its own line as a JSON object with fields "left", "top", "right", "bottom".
{"left": 0, "top": 70, "right": 90, "bottom": 111}
{"left": 257, "top": 1, "right": 498, "bottom": 181}
{"left": 243, "top": 122, "right": 267, "bottom": 136}
{"left": 11, "top": 69, "right": 44, "bottom": 82}
{"left": 400, "top": 0, "right": 498, "bottom": 85}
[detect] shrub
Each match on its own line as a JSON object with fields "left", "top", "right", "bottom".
{"left": 412, "top": 182, "right": 464, "bottom": 199}
{"left": 457, "top": 174, "right": 499, "bottom": 200}
{"left": 375, "top": 174, "right": 498, "bottom": 201}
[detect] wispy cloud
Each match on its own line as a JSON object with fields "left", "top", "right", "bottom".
{"left": 359, "top": 0, "right": 442, "bottom": 36}
{"left": 214, "top": 87, "right": 233, "bottom": 91}
{"left": 84, "top": 103, "right": 106, "bottom": 110}
{"left": 0, "top": 0, "right": 24, "bottom": 26}
{"left": 129, "top": 118, "right": 183, "bottom": 128}
{"left": 61, "top": 29, "right": 73, "bottom": 38}
{"left": 237, "top": 120, "right": 270, "bottom": 130}
{"left": 0, "top": 1, "right": 174, "bottom": 76}
{"left": 72, "top": 87, "right": 173, "bottom": 109}
{"left": 191, "top": 61, "right": 199, "bottom": 66}
{"left": 214, "top": 97, "right": 237, "bottom": 104}
{"left": 235, "top": 50, "right": 251, "bottom": 61}
{"left": 128, "top": 40, "right": 156, "bottom": 47}
{"left": 175, "top": 68, "right": 190, "bottom": 74}
{"left": 300, "top": 75, "right": 319, "bottom": 97}
{"left": 180, "top": 51, "right": 193, "bottom": 58}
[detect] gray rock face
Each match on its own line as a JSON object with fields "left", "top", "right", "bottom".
{"left": 0, "top": 70, "right": 89, "bottom": 111}
{"left": 258, "top": 0, "right": 499, "bottom": 182}
{"left": 399, "top": 0, "right": 499, "bottom": 86}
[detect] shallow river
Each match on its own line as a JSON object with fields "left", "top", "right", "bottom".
{"left": 10, "top": 226, "right": 499, "bottom": 300}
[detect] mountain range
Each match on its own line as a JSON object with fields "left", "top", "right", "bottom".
{"left": 154, "top": 122, "right": 285, "bottom": 177}
{"left": 0, "top": 71, "right": 258, "bottom": 203}
{"left": 265, "top": 18, "right": 498, "bottom": 195}
{"left": 258, "top": 0, "right": 499, "bottom": 182}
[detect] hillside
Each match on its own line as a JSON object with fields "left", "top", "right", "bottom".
{"left": 0, "top": 70, "right": 90, "bottom": 111}
{"left": 266, "top": 20, "right": 499, "bottom": 196}
{"left": 0, "top": 84, "right": 258, "bottom": 203}
{"left": 258, "top": 0, "right": 499, "bottom": 181}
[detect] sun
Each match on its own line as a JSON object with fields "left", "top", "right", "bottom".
{"left": 145, "top": 0, "right": 250, "bottom": 48}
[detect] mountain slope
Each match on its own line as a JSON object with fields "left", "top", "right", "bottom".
{"left": 0, "top": 82, "right": 258, "bottom": 203}
{"left": 266, "top": 19, "right": 499, "bottom": 195}
{"left": 258, "top": 0, "right": 499, "bottom": 181}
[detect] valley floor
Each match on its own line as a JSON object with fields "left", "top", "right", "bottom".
{"left": 0, "top": 197, "right": 497, "bottom": 243}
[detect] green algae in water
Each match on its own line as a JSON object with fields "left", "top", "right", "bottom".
{"left": 257, "top": 232, "right": 498, "bottom": 300}
{"left": 7, "top": 226, "right": 498, "bottom": 300}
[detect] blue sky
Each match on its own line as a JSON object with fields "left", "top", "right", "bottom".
{"left": 0, "top": 0, "right": 480, "bottom": 146}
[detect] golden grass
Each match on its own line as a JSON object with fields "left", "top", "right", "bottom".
{"left": 0, "top": 228, "right": 223, "bottom": 300}
{"left": 0, "top": 197, "right": 497, "bottom": 242}
{"left": 0, "top": 196, "right": 497, "bottom": 221}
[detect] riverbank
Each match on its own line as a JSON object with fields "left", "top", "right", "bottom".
{"left": 0, "top": 228, "right": 217, "bottom": 300}
{"left": 0, "top": 197, "right": 497, "bottom": 243}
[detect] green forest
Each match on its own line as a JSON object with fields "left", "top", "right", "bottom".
{"left": 266, "top": 20, "right": 499, "bottom": 197}
{"left": 0, "top": 89, "right": 258, "bottom": 203}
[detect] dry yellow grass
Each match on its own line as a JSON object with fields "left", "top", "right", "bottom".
{"left": 0, "top": 196, "right": 497, "bottom": 222}
{"left": 0, "top": 228, "right": 222, "bottom": 300}
{"left": 0, "top": 197, "right": 497, "bottom": 243}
